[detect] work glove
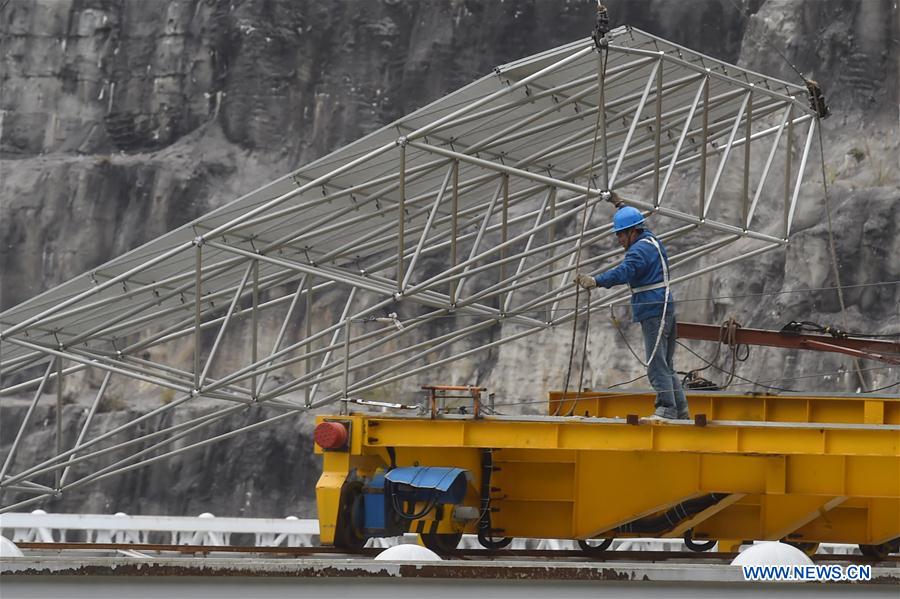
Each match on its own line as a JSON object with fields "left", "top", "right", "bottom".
{"left": 575, "top": 273, "right": 597, "bottom": 290}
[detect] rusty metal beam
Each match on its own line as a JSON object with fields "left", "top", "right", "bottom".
{"left": 677, "top": 322, "right": 900, "bottom": 363}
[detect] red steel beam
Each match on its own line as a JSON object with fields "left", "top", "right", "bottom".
{"left": 677, "top": 322, "right": 900, "bottom": 364}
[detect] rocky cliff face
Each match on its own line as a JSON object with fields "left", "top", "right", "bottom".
{"left": 1, "top": 0, "right": 897, "bottom": 516}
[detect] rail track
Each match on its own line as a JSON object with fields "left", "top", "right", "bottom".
{"left": 14, "top": 542, "right": 899, "bottom": 565}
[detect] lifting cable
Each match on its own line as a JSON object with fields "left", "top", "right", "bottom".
{"left": 816, "top": 123, "right": 871, "bottom": 391}
{"left": 560, "top": 2, "right": 611, "bottom": 416}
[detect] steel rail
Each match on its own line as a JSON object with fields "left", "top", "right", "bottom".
{"left": 12, "top": 542, "right": 895, "bottom": 564}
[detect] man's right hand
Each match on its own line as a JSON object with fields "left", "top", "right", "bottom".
{"left": 575, "top": 273, "right": 597, "bottom": 289}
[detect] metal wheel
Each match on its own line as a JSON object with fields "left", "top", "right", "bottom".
{"left": 421, "top": 532, "right": 463, "bottom": 555}
{"left": 859, "top": 539, "right": 900, "bottom": 560}
{"left": 684, "top": 530, "right": 717, "bottom": 552}
{"left": 477, "top": 530, "right": 513, "bottom": 550}
{"left": 334, "top": 481, "right": 366, "bottom": 551}
{"left": 785, "top": 541, "right": 819, "bottom": 557}
{"left": 578, "top": 537, "right": 614, "bottom": 555}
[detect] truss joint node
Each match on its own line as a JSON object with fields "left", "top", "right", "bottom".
{"left": 396, "top": 136, "right": 408, "bottom": 147}
{"left": 193, "top": 236, "right": 204, "bottom": 247}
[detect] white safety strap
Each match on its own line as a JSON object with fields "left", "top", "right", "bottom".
{"left": 628, "top": 236, "right": 670, "bottom": 367}
{"left": 630, "top": 280, "right": 667, "bottom": 293}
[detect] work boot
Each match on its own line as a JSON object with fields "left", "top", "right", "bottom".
{"left": 642, "top": 414, "right": 673, "bottom": 423}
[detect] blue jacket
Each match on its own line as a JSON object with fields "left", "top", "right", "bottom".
{"left": 593, "top": 230, "right": 673, "bottom": 323}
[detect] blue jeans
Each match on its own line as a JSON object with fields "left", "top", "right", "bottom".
{"left": 640, "top": 310, "right": 689, "bottom": 419}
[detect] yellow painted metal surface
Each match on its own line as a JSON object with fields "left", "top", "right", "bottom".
{"left": 548, "top": 390, "right": 900, "bottom": 425}
{"left": 315, "top": 391, "right": 900, "bottom": 546}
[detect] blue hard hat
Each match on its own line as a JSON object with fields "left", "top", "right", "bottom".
{"left": 612, "top": 206, "right": 645, "bottom": 232}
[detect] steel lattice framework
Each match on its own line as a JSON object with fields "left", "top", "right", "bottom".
{"left": 0, "top": 27, "right": 818, "bottom": 511}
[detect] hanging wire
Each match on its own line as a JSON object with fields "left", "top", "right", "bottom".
{"left": 560, "top": 33, "right": 610, "bottom": 415}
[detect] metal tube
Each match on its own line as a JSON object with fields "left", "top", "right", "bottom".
{"left": 787, "top": 118, "right": 816, "bottom": 235}
{"left": 477, "top": 69, "right": 702, "bottom": 162}
{"left": 305, "top": 275, "right": 313, "bottom": 406}
{"left": 194, "top": 243, "right": 202, "bottom": 390}
{"left": 312, "top": 321, "right": 529, "bottom": 407}
{"left": 198, "top": 262, "right": 254, "bottom": 389}
{"left": 55, "top": 356, "right": 63, "bottom": 488}
{"left": 704, "top": 90, "right": 751, "bottom": 217}
{"left": 609, "top": 43, "right": 807, "bottom": 106}
{"left": 357, "top": 133, "right": 792, "bottom": 303}
{"left": 547, "top": 188, "right": 556, "bottom": 322}
{"left": 608, "top": 60, "right": 661, "bottom": 187}
{"left": 531, "top": 90, "right": 779, "bottom": 178}
{"left": 501, "top": 175, "right": 509, "bottom": 313}
{"left": 397, "top": 143, "right": 406, "bottom": 294}
{"left": 503, "top": 225, "right": 701, "bottom": 317}
{"left": 128, "top": 274, "right": 322, "bottom": 354}
{"left": 197, "top": 295, "right": 396, "bottom": 396}
{"left": 56, "top": 407, "right": 307, "bottom": 497}
{"left": 1, "top": 240, "right": 193, "bottom": 340}
{"left": 252, "top": 260, "right": 259, "bottom": 398}
{"left": 206, "top": 241, "right": 397, "bottom": 297}
{"left": 402, "top": 166, "right": 454, "bottom": 290}
{"left": 0, "top": 492, "right": 58, "bottom": 515}
{"left": 48, "top": 258, "right": 291, "bottom": 355}
{"left": 3, "top": 338, "right": 198, "bottom": 398}
{"left": 598, "top": 50, "right": 609, "bottom": 189}
{"left": 656, "top": 77, "right": 706, "bottom": 206}
{"left": 260, "top": 159, "right": 452, "bottom": 255}
{"left": 0, "top": 254, "right": 245, "bottom": 343}
{"left": 58, "top": 371, "right": 112, "bottom": 487}
{"left": 509, "top": 73, "right": 708, "bottom": 169}
{"left": 785, "top": 104, "right": 794, "bottom": 239}
{"left": 0, "top": 387, "right": 195, "bottom": 489}
{"left": 742, "top": 87, "right": 753, "bottom": 227}
{"left": 406, "top": 44, "right": 594, "bottom": 141}
{"left": 1, "top": 363, "right": 86, "bottom": 397}
{"left": 450, "top": 159, "right": 459, "bottom": 304}
{"left": 313, "top": 320, "right": 499, "bottom": 403}
{"left": 654, "top": 56, "right": 663, "bottom": 205}
{"left": 0, "top": 362, "right": 54, "bottom": 481}
{"left": 231, "top": 157, "right": 449, "bottom": 235}
{"left": 455, "top": 180, "right": 505, "bottom": 298}
{"left": 504, "top": 190, "right": 553, "bottom": 313}
{"left": 55, "top": 405, "right": 252, "bottom": 495}
{"left": 309, "top": 288, "right": 356, "bottom": 402}
{"left": 342, "top": 319, "right": 351, "bottom": 408}
{"left": 619, "top": 113, "right": 811, "bottom": 202}
{"left": 450, "top": 56, "right": 659, "bottom": 150}
{"left": 5, "top": 404, "right": 247, "bottom": 488}
{"left": 404, "top": 188, "right": 603, "bottom": 296}
{"left": 699, "top": 74, "right": 709, "bottom": 217}
{"left": 747, "top": 104, "right": 791, "bottom": 227}
{"left": 260, "top": 307, "right": 455, "bottom": 400}
{"left": 202, "top": 142, "right": 397, "bottom": 241}
{"left": 426, "top": 55, "right": 657, "bottom": 138}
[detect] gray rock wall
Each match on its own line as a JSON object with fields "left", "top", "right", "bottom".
{"left": 1, "top": 0, "right": 897, "bottom": 516}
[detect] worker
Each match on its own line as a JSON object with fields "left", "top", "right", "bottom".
{"left": 575, "top": 200, "right": 689, "bottom": 421}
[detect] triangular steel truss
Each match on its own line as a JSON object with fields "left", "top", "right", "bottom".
{"left": 0, "top": 27, "right": 818, "bottom": 510}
